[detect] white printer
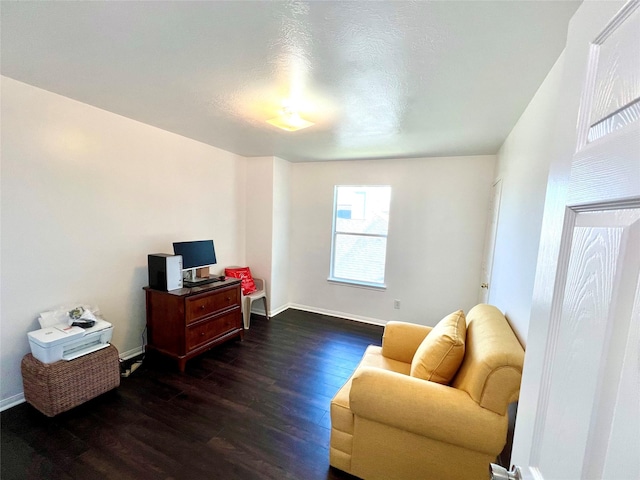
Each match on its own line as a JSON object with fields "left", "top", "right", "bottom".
{"left": 27, "top": 319, "right": 114, "bottom": 364}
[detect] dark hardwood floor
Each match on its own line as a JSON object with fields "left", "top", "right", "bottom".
{"left": 1, "top": 309, "right": 383, "bottom": 480}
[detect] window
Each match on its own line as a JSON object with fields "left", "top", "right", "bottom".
{"left": 329, "top": 185, "right": 391, "bottom": 288}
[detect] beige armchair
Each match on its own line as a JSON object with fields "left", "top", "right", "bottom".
{"left": 330, "top": 304, "right": 524, "bottom": 480}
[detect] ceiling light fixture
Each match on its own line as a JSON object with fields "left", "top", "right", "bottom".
{"left": 267, "top": 107, "right": 314, "bottom": 132}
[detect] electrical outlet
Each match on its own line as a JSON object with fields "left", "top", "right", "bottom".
{"left": 394, "top": 299, "right": 401, "bottom": 309}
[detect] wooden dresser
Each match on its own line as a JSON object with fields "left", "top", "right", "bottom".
{"left": 144, "top": 277, "right": 243, "bottom": 372}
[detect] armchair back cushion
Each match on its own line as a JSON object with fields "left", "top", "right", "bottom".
{"left": 410, "top": 310, "right": 466, "bottom": 384}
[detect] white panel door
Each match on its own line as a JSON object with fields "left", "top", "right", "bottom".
{"left": 511, "top": 1, "right": 640, "bottom": 479}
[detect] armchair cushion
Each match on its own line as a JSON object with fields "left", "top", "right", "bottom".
{"left": 350, "top": 367, "right": 506, "bottom": 455}
{"left": 224, "top": 266, "right": 257, "bottom": 295}
{"left": 410, "top": 309, "right": 466, "bottom": 384}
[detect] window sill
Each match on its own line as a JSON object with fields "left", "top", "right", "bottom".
{"left": 327, "top": 277, "right": 387, "bottom": 291}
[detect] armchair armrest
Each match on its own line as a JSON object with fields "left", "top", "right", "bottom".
{"left": 381, "top": 322, "right": 432, "bottom": 363}
{"left": 349, "top": 367, "right": 507, "bottom": 455}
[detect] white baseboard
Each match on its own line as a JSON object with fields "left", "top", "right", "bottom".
{"left": 1, "top": 392, "right": 25, "bottom": 412}
{"left": 250, "top": 303, "right": 289, "bottom": 318}
{"left": 258, "top": 302, "right": 386, "bottom": 326}
{"left": 119, "top": 346, "right": 145, "bottom": 361}
{"left": 267, "top": 303, "right": 289, "bottom": 317}
{"left": 287, "top": 303, "right": 387, "bottom": 327}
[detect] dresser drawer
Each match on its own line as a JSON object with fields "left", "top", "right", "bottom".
{"left": 186, "top": 311, "right": 239, "bottom": 350}
{"left": 145, "top": 278, "right": 242, "bottom": 372}
{"left": 185, "top": 287, "right": 240, "bottom": 323}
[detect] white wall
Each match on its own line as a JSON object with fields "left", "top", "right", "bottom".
{"left": 288, "top": 155, "right": 496, "bottom": 326}
{"left": 244, "top": 156, "right": 291, "bottom": 316}
{"left": 488, "top": 53, "right": 565, "bottom": 344}
{"left": 271, "top": 157, "right": 291, "bottom": 314}
{"left": 0, "top": 77, "right": 247, "bottom": 406}
{"left": 244, "top": 156, "right": 274, "bottom": 305}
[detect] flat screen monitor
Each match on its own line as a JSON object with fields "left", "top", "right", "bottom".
{"left": 173, "top": 240, "right": 217, "bottom": 270}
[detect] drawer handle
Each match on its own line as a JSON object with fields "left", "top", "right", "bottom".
{"left": 226, "top": 296, "right": 231, "bottom": 302}
{"left": 200, "top": 305, "right": 205, "bottom": 310}
{"left": 200, "top": 332, "right": 205, "bottom": 336}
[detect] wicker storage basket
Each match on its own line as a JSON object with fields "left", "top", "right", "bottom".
{"left": 21, "top": 344, "right": 120, "bottom": 417}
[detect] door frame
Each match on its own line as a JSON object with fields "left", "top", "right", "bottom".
{"left": 479, "top": 177, "right": 503, "bottom": 303}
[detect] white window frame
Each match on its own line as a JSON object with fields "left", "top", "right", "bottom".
{"left": 328, "top": 185, "right": 391, "bottom": 289}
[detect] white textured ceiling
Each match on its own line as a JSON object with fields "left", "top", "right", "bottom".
{"left": 1, "top": 1, "right": 580, "bottom": 162}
